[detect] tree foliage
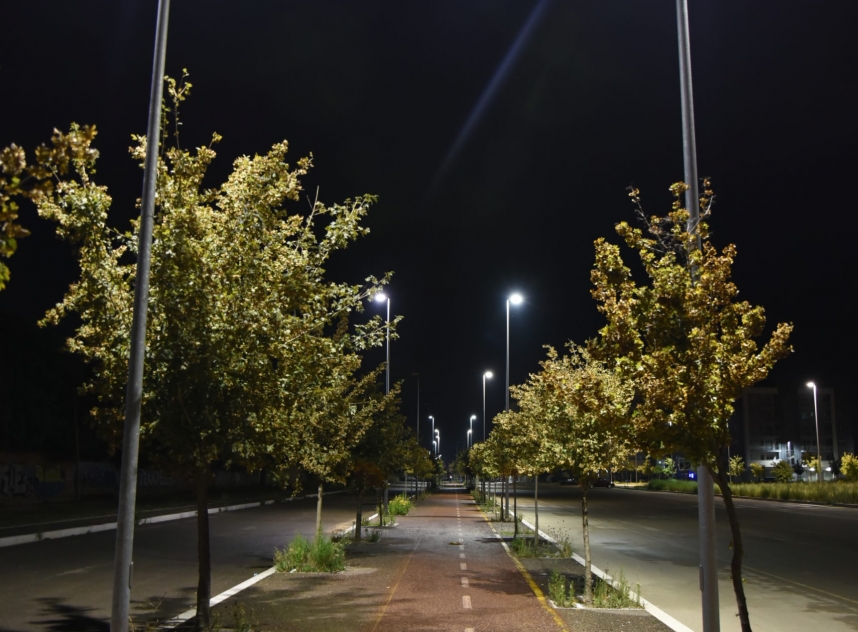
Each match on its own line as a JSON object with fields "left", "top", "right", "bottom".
{"left": 590, "top": 182, "right": 792, "bottom": 631}
{"left": 29, "top": 76, "right": 394, "bottom": 627}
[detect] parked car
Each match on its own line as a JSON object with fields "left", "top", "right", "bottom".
{"left": 592, "top": 478, "right": 615, "bottom": 488}
{"left": 558, "top": 477, "right": 578, "bottom": 485}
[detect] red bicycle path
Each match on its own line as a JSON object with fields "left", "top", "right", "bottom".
{"left": 368, "top": 487, "right": 567, "bottom": 632}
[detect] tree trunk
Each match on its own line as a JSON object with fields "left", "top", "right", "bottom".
{"left": 377, "top": 488, "right": 384, "bottom": 527}
{"left": 534, "top": 476, "right": 540, "bottom": 545}
{"left": 712, "top": 463, "right": 753, "bottom": 632}
{"left": 194, "top": 469, "right": 212, "bottom": 630}
{"left": 315, "top": 482, "right": 324, "bottom": 537}
{"left": 513, "top": 476, "right": 518, "bottom": 536}
{"left": 354, "top": 491, "right": 363, "bottom": 542}
{"left": 383, "top": 484, "right": 389, "bottom": 517}
{"left": 581, "top": 484, "right": 593, "bottom": 605}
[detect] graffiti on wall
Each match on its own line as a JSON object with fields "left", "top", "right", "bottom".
{"left": 0, "top": 463, "right": 34, "bottom": 497}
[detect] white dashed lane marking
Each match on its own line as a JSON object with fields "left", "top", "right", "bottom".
{"left": 463, "top": 596, "right": 472, "bottom": 609}
{"left": 461, "top": 577, "right": 469, "bottom": 588}
{"left": 459, "top": 553, "right": 466, "bottom": 558}
{"left": 460, "top": 562, "right": 467, "bottom": 571}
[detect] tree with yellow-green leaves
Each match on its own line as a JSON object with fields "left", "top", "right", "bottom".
{"left": 505, "top": 344, "right": 634, "bottom": 604}
{"left": 590, "top": 183, "right": 793, "bottom": 631}
{"left": 18, "top": 76, "right": 395, "bottom": 629}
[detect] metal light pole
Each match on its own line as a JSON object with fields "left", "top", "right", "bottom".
{"left": 375, "top": 293, "right": 390, "bottom": 394}
{"left": 807, "top": 382, "right": 823, "bottom": 483}
{"left": 483, "top": 371, "right": 493, "bottom": 441}
{"left": 430, "top": 415, "right": 434, "bottom": 453}
{"left": 675, "top": 1, "right": 718, "bottom": 630}
{"left": 467, "top": 429, "right": 473, "bottom": 450}
{"left": 469, "top": 415, "right": 475, "bottom": 447}
{"left": 435, "top": 429, "right": 440, "bottom": 457}
{"left": 506, "top": 294, "right": 523, "bottom": 412}
{"left": 110, "top": 2, "right": 170, "bottom": 631}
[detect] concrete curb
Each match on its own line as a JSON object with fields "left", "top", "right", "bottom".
{"left": 519, "top": 517, "right": 694, "bottom": 632}
{"left": 0, "top": 490, "right": 346, "bottom": 549}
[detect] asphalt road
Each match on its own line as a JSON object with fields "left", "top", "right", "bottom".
{"left": 499, "top": 482, "right": 858, "bottom": 632}
{"left": 0, "top": 490, "right": 377, "bottom": 632}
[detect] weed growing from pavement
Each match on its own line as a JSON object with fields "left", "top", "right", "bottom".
{"left": 274, "top": 533, "right": 345, "bottom": 573}
{"left": 592, "top": 569, "right": 642, "bottom": 609}
{"left": 330, "top": 529, "right": 347, "bottom": 543}
{"left": 366, "top": 528, "right": 381, "bottom": 542}
{"left": 549, "top": 570, "right": 577, "bottom": 607}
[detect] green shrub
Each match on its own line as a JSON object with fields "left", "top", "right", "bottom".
{"left": 771, "top": 460, "right": 794, "bottom": 483}
{"left": 274, "top": 533, "right": 345, "bottom": 573}
{"left": 647, "top": 479, "right": 698, "bottom": 494}
{"left": 841, "top": 453, "right": 858, "bottom": 482}
{"left": 388, "top": 493, "right": 412, "bottom": 516}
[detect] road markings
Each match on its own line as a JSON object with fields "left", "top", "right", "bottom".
{"left": 465, "top": 628, "right": 475, "bottom": 632}
{"left": 460, "top": 553, "right": 466, "bottom": 558}
{"left": 461, "top": 577, "right": 469, "bottom": 588}
{"left": 462, "top": 595, "right": 472, "bottom": 609}
{"left": 460, "top": 562, "right": 467, "bottom": 571}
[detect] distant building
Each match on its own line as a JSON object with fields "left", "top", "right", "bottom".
{"left": 731, "top": 385, "right": 853, "bottom": 479}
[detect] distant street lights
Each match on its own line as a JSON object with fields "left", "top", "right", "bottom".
{"left": 483, "top": 371, "right": 493, "bottom": 441}
{"left": 506, "top": 294, "right": 523, "bottom": 412}
{"left": 435, "top": 429, "right": 440, "bottom": 456}
{"left": 467, "top": 429, "right": 473, "bottom": 449}
{"left": 469, "top": 415, "right": 476, "bottom": 445}
{"left": 807, "top": 382, "right": 823, "bottom": 483}
{"left": 374, "top": 292, "right": 391, "bottom": 394}
{"left": 429, "top": 415, "right": 435, "bottom": 454}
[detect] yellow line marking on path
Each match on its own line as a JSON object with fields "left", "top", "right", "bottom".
{"left": 476, "top": 499, "right": 571, "bottom": 632}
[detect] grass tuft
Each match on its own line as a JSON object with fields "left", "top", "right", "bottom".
{"left": 647, "top": 478, "right": 858, "bottom": 504}
{"left": 274, "top": 533, "right": 345, "bottom": 573}
{"left": 388, "top": 493, "right": 413, "bottom": 516}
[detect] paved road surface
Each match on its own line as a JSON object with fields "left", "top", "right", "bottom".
{"left": 0, "top": 491, "right": 371, "bottom": 631}
{"left": 501, "top": 482, "right": 858, "bottom": 632}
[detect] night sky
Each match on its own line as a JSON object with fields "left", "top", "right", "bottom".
{"left": 3, "top": 1, "right": 857, "bottom": 458}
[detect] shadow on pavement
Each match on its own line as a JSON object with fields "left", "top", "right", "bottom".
{"left": 29, "top": 597, "right": 109, "bottom": 632}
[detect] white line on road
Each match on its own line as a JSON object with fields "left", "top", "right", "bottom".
{"left": 463, "top": 595, "right": 472, "bottom": 609}
{"left": 461, "top": 577, "right": 469, "bottom": 588}
{"left": 460, "top": 553, "right": 465, "bottom": 558}
{"left": 460, "top": 562, "right": 467, "bottom": 571}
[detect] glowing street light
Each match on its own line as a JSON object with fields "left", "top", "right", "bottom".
{"left": 374, "top": 292, "right": 391, "bottom": 395}
{"left": 435, "top": 429, "right": 440, "bottom": 456}
{"left": 807, "top": 382, "right": 823, "bottom": 483}
{"left": 483, "top": 371, "right": 493, "bottom": 441}
{"left": 429, "top": 415, "right": 435, "bottom": 453}
{"left": 467, "top": 428, "right": 473, "bottom": 449}
{"left": 506, "top": 294, "right": 523, "bottom": 411}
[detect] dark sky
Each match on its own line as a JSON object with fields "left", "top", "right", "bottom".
{"left": 3, "top": 1, "right": 857, "bottom": 457}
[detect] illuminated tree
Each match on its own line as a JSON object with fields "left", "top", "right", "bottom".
{"left": 30, "top": 76, "right": 393, "bottom": 628}
{"left": 590, "top": 183, "right": 792, "bottom": 630}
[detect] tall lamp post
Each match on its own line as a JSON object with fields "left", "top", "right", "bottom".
{"left": 111, "top": 2, "right": 171, "bottom": 630}
{"left": 435, "top": 429, "right": 440, "bottom": 457}
{"left": 674, "top": 1, "right": 719, "bottom": 629}
{"left": 429, "top": 415, "right": 435, "bottom": 453}
{"left": 467, "top": 428, "right": 473, "bottom": 449}
{"left": 483, "top": 371, "right": 493, "bottom": 440}
{"left": 807, "top": 382, "right": 823, "bottom": 483}
{"left": 506, "top": 294, "right": 523, "bottom": 412}
{"left": 374, "top": 292, "right": 390, "bottom": 394}
{"left": 469, "top": 415, "right": 476, "bottom": 446}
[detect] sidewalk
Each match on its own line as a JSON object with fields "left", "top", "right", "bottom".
{"left": 204, "top": 488, "right": 675, "bottom": 632}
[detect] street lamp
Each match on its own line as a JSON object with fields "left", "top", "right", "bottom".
{"left": 469, "top": 415, "right": 476, "bottom": 446}
{"left": 435, "top": 429, "right": 440, "bottom": 456}
{"left": 483, "top": 371, "right": 493, "bottom": 441}
{"left": 506, "top": 294, "right": 523, "bottom": 412}
{"left": 467, "top": 428, "right": 473, "bottom": 449}
{"left": 429, "top": 415, "right": 434, "bottom": 452}
{"left": 807, "top": 382, "right": 823, "bottom": 483}
{"left": 374, "top": 292, "right": 391, "bottom": 395}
